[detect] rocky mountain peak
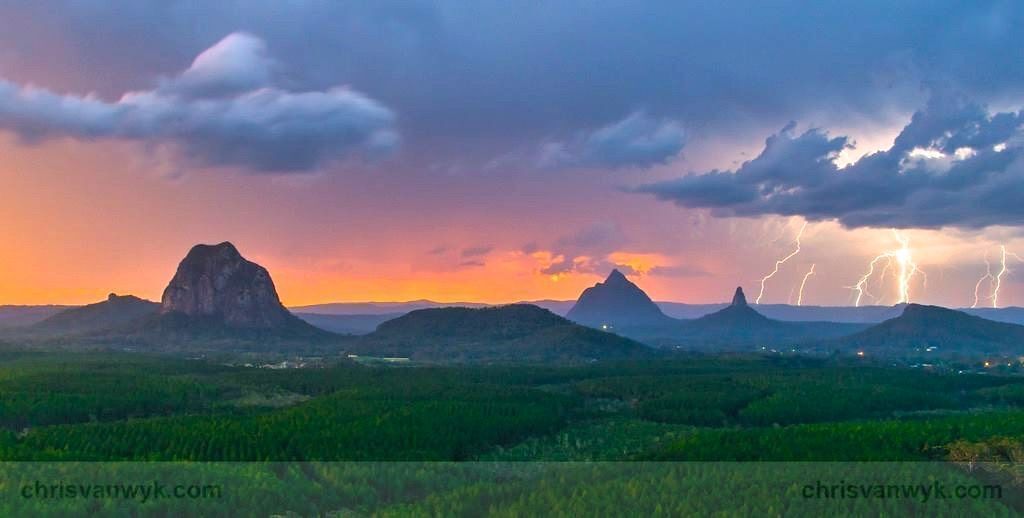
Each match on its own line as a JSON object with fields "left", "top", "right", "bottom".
{"left": 605, "top": 269, "right": 629, "bottom": 285}
{"left": 566, "top": 269, "right": 671, "bottom": 327}
{"left": 160, "top": 241, "right": 293, "bottom": 329}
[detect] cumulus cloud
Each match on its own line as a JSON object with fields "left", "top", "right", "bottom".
{"left": 634, "top": 94, "right": 1024, "bottom": 229}
{"left": 158, "top": 32, "right": 275, "bottom": 98}
{"left": 0, "top": 32, "right": 398, "bottom": 173}
{"left": 539, "top": 112, "right": 686, "bottom": 170}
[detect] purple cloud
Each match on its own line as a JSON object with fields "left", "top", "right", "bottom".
{"left": 0, "top": 32, "right": 398, "bottom": 173}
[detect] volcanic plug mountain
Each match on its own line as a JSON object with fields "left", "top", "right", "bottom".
{"left": 566, "top": 269, "right": 675, "bottom": 328}
{"left": 673, "top": 287, "right": 866, "bottom": 348}
{"left": 154, "top": 242, "right": 325, "bottom": 337}
{"left": 686, "top": 287, "right": 774, "bottom": 329}
{"left": 161, "top": 242, "right": 295, "bottom": 328}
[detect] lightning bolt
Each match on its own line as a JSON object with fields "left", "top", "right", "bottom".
{"left": 993, "top": 245, "right": 1010, "bottom": 308}
{"left": 851, "top": 255, "right": 889, "bottom": 307}
{"left": 972, "top": 252, "right": 994, "bottom": 309}
{"left": 796, "top": 263, "right": 815, "bottom": 306}
{"left": 892, "top": 230, "right": 924, "bottom": 304}
{"left": 756, "top": 222, "right": 807, "bottom": 304}
{"left": 849, "top": 229, "right": 923, "bottom": 307}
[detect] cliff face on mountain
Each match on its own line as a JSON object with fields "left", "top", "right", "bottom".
{"left": 160, "top": 242, "right": 295, "bottom": 329}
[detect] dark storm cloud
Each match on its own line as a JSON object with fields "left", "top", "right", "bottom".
{"left": 0, "top": 32, "right": 398, "bottom": 173}
{"left": 635, "top": 94, "right": 1024, "bottom": 230}
{"left": 0, "top": 1, "right": 1021, "bottom": 166}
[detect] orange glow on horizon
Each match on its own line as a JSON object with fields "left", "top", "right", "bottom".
{"left": 1, "top": 136, "right": 1022, "bottom": 309}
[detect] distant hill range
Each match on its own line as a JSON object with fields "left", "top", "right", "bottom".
{"left": 348, "top": 304, "right": 656, "bottom": 361}
{"left": 961, "top": 306, "right": 1024, "bottom": 327}
{"left": 0, "top": 305, "right": 71, "bottom": 329}
{"left": 293, "top": 312, "right": 403, "bottom": 335}
{"left": 16, "top": 298, "right": 1024, "bottom": 331}
{"left": 288, "top": 297, "right": 1024, "bottom": 327}
{"left": 833, "top": 304, "right": 1024, "bottom": 356}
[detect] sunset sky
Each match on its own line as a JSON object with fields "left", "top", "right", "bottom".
{"left": 1, "top": 2, "right": 1024, "bottom": 307}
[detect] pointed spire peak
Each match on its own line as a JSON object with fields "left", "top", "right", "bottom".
{"left": 605, "top": 269, "right": 629, "bottom": 284}
{"left": 731, "top": 287, "right": 748, "bottom": 307}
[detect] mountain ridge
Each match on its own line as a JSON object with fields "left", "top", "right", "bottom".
{"left": 30, "top": 294, "right": 159, "bottom": 336}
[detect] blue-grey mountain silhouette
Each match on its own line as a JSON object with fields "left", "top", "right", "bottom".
{"left": 31, "top": 293, "right": 158, "bottom": 336}
{"left": 566, "top": 269, "right": 674, "bottom": 328}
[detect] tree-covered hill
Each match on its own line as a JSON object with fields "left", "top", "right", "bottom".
{"left": 836, "top": 304, "right": 1024, "bottom": 356}
{"left": 350, "top": 304, "right": 658, "bottom": 361}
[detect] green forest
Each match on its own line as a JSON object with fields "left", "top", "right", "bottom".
{"left": 2, "top": 351, "right": 1024, "bottom": 515}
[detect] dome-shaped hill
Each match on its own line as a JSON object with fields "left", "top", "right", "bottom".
{"left": 353, "top": 304, "right": 657, "bottom": 361}
{"left": 836, "top": 303, "right": 1024, "bottom": 355}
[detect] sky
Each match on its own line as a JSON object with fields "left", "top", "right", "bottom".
{"left": 1, "top": 1, "right": 1024, "bottom": 308}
